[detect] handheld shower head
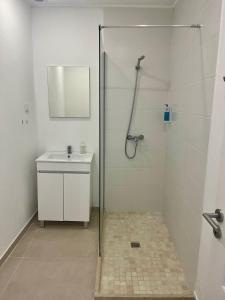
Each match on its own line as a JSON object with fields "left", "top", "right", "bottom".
{"left": 138, "top": 55, "right": 145, "bottom": 61}
{"left": 136, "top": 55, "right": 145, "bottom": 70}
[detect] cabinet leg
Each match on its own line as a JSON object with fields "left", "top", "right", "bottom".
{"left": 40, "top": 220, "right": 45, "bottom": 228}
{"left": 84, "top": 222, "right": 88, "bottom": 228}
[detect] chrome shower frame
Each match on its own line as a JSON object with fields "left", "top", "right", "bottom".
{"left": 100, "top": 24, "right": 202, "bottom": 29}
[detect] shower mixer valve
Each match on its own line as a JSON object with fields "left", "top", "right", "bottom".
{"left": 127, "top": 134, "right": 144, "bottom": 143}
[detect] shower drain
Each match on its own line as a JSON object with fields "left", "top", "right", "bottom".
{"left": 130, "top": 241, "right": 141, "bottom": 248}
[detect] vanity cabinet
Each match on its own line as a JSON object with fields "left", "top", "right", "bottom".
{"left": 36, "top": 152, "right": 93, "bottom": 226}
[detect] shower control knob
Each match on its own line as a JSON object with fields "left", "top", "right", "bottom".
{"left": 138, "top": 134, "right": 144, "bottom": 140}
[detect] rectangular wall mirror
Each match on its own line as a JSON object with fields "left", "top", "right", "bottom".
{"left": 47, "top": 66, "right": 90, "bottom": 118}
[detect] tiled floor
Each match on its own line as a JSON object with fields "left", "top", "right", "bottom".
{"left": 100, "top": 212, "right": 193, "bottom": 297}
{"left": 0, "top": 209, "right": 98, "bottom": 300}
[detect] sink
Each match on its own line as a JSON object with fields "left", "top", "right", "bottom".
{"left": 46, "top": 152, "right": 91, "bottom": 162}
{"left": 36, "top": 151, "right": 93, "bottom": 164}
{"left": 36, "top": 151, "right": 93, "bottom": 173}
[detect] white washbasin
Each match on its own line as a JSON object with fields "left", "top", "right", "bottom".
{"left": 36, "top": 151, "right": 93, "bottom": 164}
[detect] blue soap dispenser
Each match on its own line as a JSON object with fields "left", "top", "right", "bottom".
{"left": 164, "top": 104, "right": 171, "bottom": 123}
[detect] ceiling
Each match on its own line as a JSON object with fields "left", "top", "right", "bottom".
{"left": 30, "top": 0, "right": 177, "bottom": 8}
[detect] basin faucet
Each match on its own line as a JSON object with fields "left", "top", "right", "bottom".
{"left": 67, "top": 145, "right": 72, "bottom": 158}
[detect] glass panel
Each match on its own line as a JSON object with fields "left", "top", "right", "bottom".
{"left": 98, "top": 23, "right": 203, "bottom": 297}
{"left": 99, "top": 29, "right": 106, "bottom": 256}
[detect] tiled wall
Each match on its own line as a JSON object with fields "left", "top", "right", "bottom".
{"left": 103, "top": 8, "right": 173, "bottom": 212}
{"left": 102, "top": 1, "right": 222, "bottom": 289}
{"left": 164, "top": 0, "right": 222, "bottom": 289}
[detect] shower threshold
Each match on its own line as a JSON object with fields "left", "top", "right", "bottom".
{"left": 95, "top": 212, "right": 195, "bottom": 300}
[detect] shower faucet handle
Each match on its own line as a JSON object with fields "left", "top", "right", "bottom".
{"left": 127, "top": 134, "right": 144, "bottom": 142}
{"left": 138, "top": 134, "right": 144, "bottom": 140}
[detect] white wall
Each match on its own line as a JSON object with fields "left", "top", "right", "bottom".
{"left": 164, "top": 0, "right": 222, "bottom": 289}
{"left": 32, "top": 7, "right": 103, "bottom": 206}
{"left": 0, "top": 0, "right": 37, "bottom": 258}
{"left": 103, "top": 8, "right": 172, "bottom": 212}
{"left": 195, "top": 2, "right": 225, "bottom": 298}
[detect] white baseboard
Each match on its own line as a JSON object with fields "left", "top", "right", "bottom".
{"left": 0, "top": 210, "right": 37, "bottom": 262}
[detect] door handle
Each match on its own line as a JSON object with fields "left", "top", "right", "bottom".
{"left": 203, "top": 209, "right": 224, "bottom": 239}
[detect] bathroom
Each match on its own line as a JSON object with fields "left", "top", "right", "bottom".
{"left": 0, "top": 0, "right": 225, "bottom": 299}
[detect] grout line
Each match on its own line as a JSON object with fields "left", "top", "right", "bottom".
{"left": 0, "top": 212, "right": 99, "bottom": 299}
{"left": 10, "top": 218, "right": 42, "bottom": 260}
{"left": 0, "top": 258, "right": 24, "bottom": 299}
{"left": 99, "top": 212, "right": 192, "bottom": 297}
{"left": 0, "top": 212, "right": 37, "bottom": 265}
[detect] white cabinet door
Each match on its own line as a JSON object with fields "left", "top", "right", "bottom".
{"left": 37, "top": 173, "right": 63, "bottom": 221}
{"left": 64, "top": 173, "right": 90, "bottom": 222}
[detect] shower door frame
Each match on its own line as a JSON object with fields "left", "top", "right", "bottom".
{"left": 98, "top": 25, "right": 106, "bottom": 256}
{"left": 98, "top": 23, "right": 202, "bottom": 256}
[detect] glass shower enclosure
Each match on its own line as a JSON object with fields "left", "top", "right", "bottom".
{"left": 98, "top": 21, "right": 206, "bottom": 298}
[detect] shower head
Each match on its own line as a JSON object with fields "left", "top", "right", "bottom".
{"left": 136, "top": 55, "right": 145, "bottom": 70}
{"left": 138, "top": 55, "right": 145, "bottom": 61}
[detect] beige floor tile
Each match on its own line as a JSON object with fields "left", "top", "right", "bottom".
{"left": 0, "top": 209, "right": 99, "bottom": 300}
{"left": 11, "top": 209, "right": 99, "bottom": 260}
{"left": 0, "top": 257, "right": 96, "bottom": 300}
{"left": 0, "top": 258, "right": 22, "bottom": 296}
{"left": 10, "top": 223, "right": 38, "bottom": 258}
{"left": 100, "top": 212, "right": 192, "bottom": 297}
{"left": 23, "top": 229, "right": 98, "bottom": 259}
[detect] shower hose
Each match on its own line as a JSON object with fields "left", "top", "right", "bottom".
{"left": 124, "top": 67, "right": 140, "bottom": 159}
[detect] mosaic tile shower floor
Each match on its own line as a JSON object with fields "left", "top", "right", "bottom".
{"left": 100, "top": 212, "right": 192, "bottom": 297}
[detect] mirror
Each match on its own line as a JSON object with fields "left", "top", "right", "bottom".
{"left": 47, "top": 66, "right": 90, "bottom": 118}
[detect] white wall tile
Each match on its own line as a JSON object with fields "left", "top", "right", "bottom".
{"left": 104, "top": 8, "right": 172, "bottom": 213}
{"left": 164, "top": 0, "right": 222, "bottom": 290}
{"left": 106, "top": 183, "right": 163, "bottom": 213}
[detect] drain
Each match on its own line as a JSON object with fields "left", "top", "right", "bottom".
{"left": 130, "top": 241, "right": 141, "bottom": 248}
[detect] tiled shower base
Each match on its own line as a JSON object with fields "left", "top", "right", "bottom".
{"left": 95, "top": 212, "right": 194, "bottom": 299}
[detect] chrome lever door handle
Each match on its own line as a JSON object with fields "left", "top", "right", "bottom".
{"left": 203, "top": 209, "right": 224, "bottom": 239}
